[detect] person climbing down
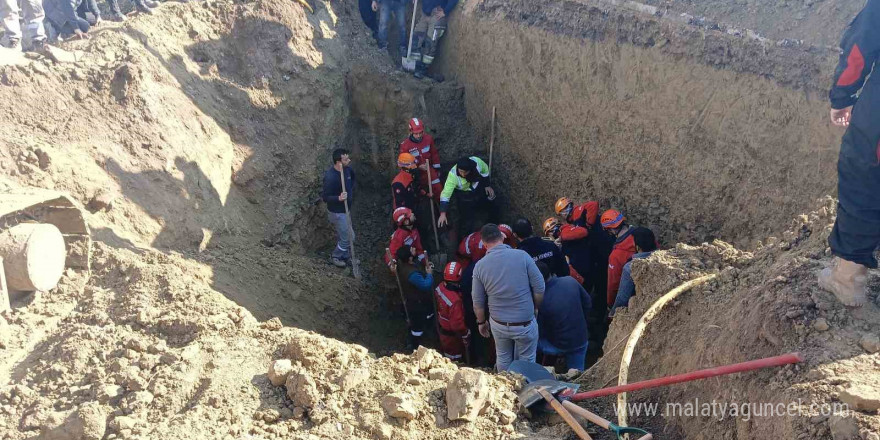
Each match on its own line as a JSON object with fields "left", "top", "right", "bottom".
{"left": 601, "top": 209, "right": 637, "bottom": 308}
{"left": 410, "top": 0, "right": 458, "bottom": 79}
{"left": 609, "top": 227, "right": 658, "bottom": 317}
{"left": 391, "top": 245, "right": 435, "bottom": 351}
{"left": 438, "top": 156, "right": 498, "bottom": 240}
{"left": 819, "top": 0, "right": 880, "bottom": 307}
{"left": 392, "top": 153, "right": 426, "bottom": 210}
{"left": 399, "top": 118, "right": 442, "bottom": 201}
{"left": 435, "top": 261, "right": 471, "bottom": 362}
{"left": 514, "top": 217, "right": 569, "bottom": 279}
{"left": 535, "top": 262, "right": 592, "bottom": 372}
{"left": 321, "top": 149, "right": 355, "bottom": 268}
{"left": 385, "top": 207, "right": 427, "bottom": 270}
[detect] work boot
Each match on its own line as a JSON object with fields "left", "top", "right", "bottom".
{"left": 331, "top": 257, "right": 347, "bottom": 268}
{"left": 819, "top": 257, "right": 868, "bottom": 307}
{"left": 413, "top": 62, "right": 427, "bottom": 79}
{"left": 135, "top": 2, "right": 154, "bottom": 14}
{"left": 405, "top": 334, "right": 421, "bottom": 352}
{"left": 144, "top": 0, "right": 159, "bottom": 7}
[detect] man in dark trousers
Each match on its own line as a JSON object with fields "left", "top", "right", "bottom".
{"left": 393, "top": 245, "right": 435, "bottom": 351}
{"left": 819, "top": 0, "right": 879, "bottom": 308}
{"left": 513, "top": 217, "right": 569, "bottom": 278}
{"left": 535, "top": 262, "right": 592, "bottom": 372}
{"left": 322, "top": 149, "right": 355, "bottom": 268}
{"left": 410, "top": 0, "right": 459, "bottom": 79}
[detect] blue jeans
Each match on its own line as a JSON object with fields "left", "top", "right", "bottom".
{"left": 538, "top": 339, "right": 588, "bottom": 371}
{"left": 377, "top": 0, "right": 406, "bottom": 50}
{"left": 490, "top": 318, "right": 538, "bottom": 372}
{"left": 327, "top": 211, "right": 353, "bottom": 261}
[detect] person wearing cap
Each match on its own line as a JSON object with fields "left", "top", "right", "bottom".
{"left": 472, "top": 224, "right": 545, "bottom": 372}
{"left": 438, "top": 156, "right": 499, "bottom": 240}
{"left": 601, "top": 209, "right": 637, "bottom": 307}
{"left": 610, "top": 227, "right": 659, "bottom": 317}
{"left": 435, "top": 261, "right": 471, "bottom": 362}
{"left": 399, "top": 118, "right": 442, "bottom": 201}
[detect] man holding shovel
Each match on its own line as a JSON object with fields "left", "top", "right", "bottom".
{"left": 410, "top": 0, "right": 458, "bottom": 79}
{"left": 322, "top": 149, "right": 355, "bottom": 268}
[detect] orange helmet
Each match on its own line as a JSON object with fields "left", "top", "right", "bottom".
{"left": 542, "top": 217, "right": 561, "bottom": 237}
{"left": 600, "top": 209, "right": 626, "bottom": 229}
{"left": 408, "top": 117, "right": 425, "bottom": 134}
{"left": 498, "top": 224, "right": 513, "bottom": 239}
{"left": 393, "top": 207, "right": 413, "bottom": 226}
{"left": 443, "top": 261, "right": 463, "bottom": 282}
{"left": 397, "top": 153, "right": 417, "bottom": 169}
{"left": 555, "top": 197, "right": 573, "bottom": 216}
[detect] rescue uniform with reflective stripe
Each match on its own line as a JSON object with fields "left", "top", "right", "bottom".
{"left": 392, "top": 170, "right": 423, "bottom": 210}
{"left": 400, "top": 133, "right": 442, "bottom": 201}
{"left": 439, "top": 156, "right": 490, "bottom": 212}
{"left": 398, "top": 263, "right": 433, "bottom": 338}
{"left": 607, "top": 228, "right": 637, "bottom": 306}
{"left": 384, "top": 227, "right": 427, "bottom": 267}
{"left": 457, "top": 231, "right": 486, "bottom": 265}
{"left": 829, "top": 0, "right": 880, "bottom": 268}
{"left": 435, "top": 282, "right": 469, "bottom": 360}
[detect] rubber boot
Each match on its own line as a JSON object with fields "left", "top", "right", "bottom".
{"left": 819, "top": 257, "right": 868, "bottom": 307}
{"left": 413, "top": 61, "right": 427, "bottom": 79}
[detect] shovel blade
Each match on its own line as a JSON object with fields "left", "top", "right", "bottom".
{"left": 518, "top": 379, "right": 579, "bottom": 410}
{"left": 351, "top": 259, "right": 362, "bottom": 279}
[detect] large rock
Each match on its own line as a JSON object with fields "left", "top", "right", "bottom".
{"left": 268, "top": 359, "right": 293, "bottom": 386}
{"left": 446, "top": 368, "right": 489, "bottom": 422}
{"left": 336, "top": 367, "right": 370, "bottom": 391}
{"left": 828, "top": 415, "right": 859, "bottom": 440}
{"left": 838, "top": 384, "right": 880, "bottom": 412}
{"left": 381, "top": 392, "right": 417, "bottom": 420}
{"left": 285, "top": 370, "right": 320, "bottom": 409}
{"left": 858, "top": 334, "right": 880, "bottom": 354}
{"left": 37, "top": 403, "right": 106, "bottom": 440}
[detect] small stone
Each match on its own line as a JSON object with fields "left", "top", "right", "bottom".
{"left": 446, "top": 368, "right": 489, "bottom": 422}
{"left": 812, "top": 318, "right": 830, "bottom": 332}
{"left": 260, "top": 317, "right": 283, "bottom": 331}
{"left": 858, "top": 334, "right": 880, "bottom": 354}
{"left": 180, "top": 343, "right": 200, "bottom": 362}
{"left": 88, "top": 189, "right": 117, "bottom": 212}
{"left": 147, "top": 340, "right": 168, "bottom": 354}
{"left": 336, "top": 367, "right": 370, "bottom": 391}
{"left": 407, "top": 376, "right": 426, "bottom": 386}
{"left": 34, "top": 148, "right": 51, "bottom": 170}
{"left": 262, "top": 409, "right": 280, "bottom": 424}
{"left": 268, "top": 359, "right": 293, "bottom": 387}
{"left": 285, "top": 371, "right": 319, "bottom": 409}
{"left": 111, "top": 416, "right": 136, "bottom": 431}
{"left": 291, "top": 407, "right": 305, "bottom": 419}
{"left": 428, "top": 368, "right": 453, "bottom": 382}
{"left": 865, "top": 433, "right": 880, "bottom": 440}
{"left": 786, "top": 309, "right": 805, "bottom": 319}
{"left": 413, "top": 346, "right": 439, "bottom": 370}
{"left": 498, "top": 409, "right": 516, "bottom": 425}
{"left": 381, "top": 392, "right": 418, "bottom": 420}
{"left": 159, "top": 353, "right": 178, "bottom": 365}
{"left": 838, "top": 384, "right": 880, "bottom": 412}
{"left": 99, "top": 385, "right": 123, "bottom": 402}
{"left": 828, "top": 415, "right": 859, "bottom": 440}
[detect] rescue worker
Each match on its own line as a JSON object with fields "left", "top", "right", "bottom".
{"left": 457, "top": 228, "right": 487, "bottom": 265}
{"left": 541, "top": 218, "right": 589, "bottom": 285}
{"left": 399, "top": 118, "right": 442, "bottom": 201}
{"left": 385, "top": 207, "right": 427, "bottom": 269}
{"left": 392, "top": 245, "right": 435, "bottom": 350}
{"left": 554, "top": 197, "right": 614, "bottom": 295}
{"left": 601, "top": 209, "right": 636, "bottom": 307}
{"left": 392, "top": 153, "right": 424, "bottom": 210}
{"left": 435, "top": 261, "right": 471, "bottom": 362}
{"left": 410, "top": 0, "right": 459, "bottom": 79}
{"left": 542, "top": 217, "right": 591, "bottom": 288}
{"left": 535, "top": 262, "right": 592, "bottom": 372}
{"left": 498, "top": 224, "right": 517, "bottom": 248}
{"left": 438, "top": 156, "right": 498, "bottom": 240}
{"left": 819, "top": 0, "right": 880, "bottom": 307}
{"left": 610, "top": 227, "right": 658, "bottom": 317}
{"left": 513, "top": 217, "right": 569, "bottom": 278}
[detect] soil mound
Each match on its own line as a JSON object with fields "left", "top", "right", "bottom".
{"left": 579, "top": 197, "right": 880, "bottom": 438}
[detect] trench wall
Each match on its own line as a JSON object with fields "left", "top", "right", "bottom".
{"left": 439, "top": 0, "right": 842, "bottom": 246}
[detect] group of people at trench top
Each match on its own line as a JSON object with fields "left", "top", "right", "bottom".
{"left": 321, "top": 118, "right": 661, "bottom": 373}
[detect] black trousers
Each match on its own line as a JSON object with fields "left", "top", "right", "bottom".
{"left": 830, "top": 137, "right": 880, "bottom": 268}
{"left": 454, "top": 188, "right": 500, "bottom": 240}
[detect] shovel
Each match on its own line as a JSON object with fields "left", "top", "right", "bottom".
{"left": 339, "top": 168, "right": 361, "bottom": 279}
{"left": 387, "top": 248, "right": 410, "bottom": 326}
{"left": 402, "top": 0, "right": 418, "bottom": 71}
{"left": 518, "top": 380, "right": 591, "bottom": 440}
{"left": 425, "top": 158, "right": 446, "bottom": 264}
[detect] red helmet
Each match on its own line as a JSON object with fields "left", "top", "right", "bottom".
{"left": 498, "top": 224, "right": 513, "bottom": 238}
{"left": 393, "top": 207, "right": 413, "bottom": 226}
{"left": 601, "top": 209, "right": 626, "bottom": 229}
{"left": 408, "top": 117, "right": 425, "bottom": 134}
{"left": 443, "top": 261, "right": 463, "bottom": 282}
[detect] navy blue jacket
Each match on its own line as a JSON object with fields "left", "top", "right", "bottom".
{"left": 322, "top": 166, "right": 355, "bottom": 214}
{"left": 831, "top": 0, "right": 880, "bottom": 165}
{"left": 421, "top": 0, "right": 459, "bottom": 15}
{"left": 518, "top": 236, "right": 569, "bottom": 279}
{"left": 537, "top": 276, "right": 591, "bottom": 351}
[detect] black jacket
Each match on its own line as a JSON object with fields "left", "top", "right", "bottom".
{"left": 322, "top": 166, "right": 355, "bottom": 214}
{"left": 518, "top": 236, "right": 569, "bottom": 279}
{"left": 831, "top": 0, "right": 880, "bottom": 165}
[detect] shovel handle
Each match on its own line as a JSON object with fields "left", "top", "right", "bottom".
{"left": 537, "top": 389, "right": 592, "bottom": 440}
{"left": 561, "top": 401, "right": 611, "bottom": 430}
{"left": 636, "top": 435, "right": 653, "bottom": 440}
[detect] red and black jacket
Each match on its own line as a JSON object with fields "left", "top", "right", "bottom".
{"left": 384, "top": 227, "right": 427, "bottom": 267}
{"left": 831, "top": 0, "right": 880, "bottom": 164}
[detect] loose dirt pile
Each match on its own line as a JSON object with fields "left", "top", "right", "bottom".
{"left": 578, "top": 197, "right": 880, "bottom": 439}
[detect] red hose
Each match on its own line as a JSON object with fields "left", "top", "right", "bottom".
{"left": 571, "top": 353, "right": 804, "bottom": 401}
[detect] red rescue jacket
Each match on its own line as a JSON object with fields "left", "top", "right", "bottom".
{"left": 392, "top": 170, "right": 426, "bottom": 210}
{"left": 435, "top": 282, "right": 468, "bottom": 334}
{"left": 607, "top": 228, "right": 637, "bottom": 305}
{"left": 385, "top": 227, "right": 427, "bottom": 267}
{"left": 567, "top": 201, "right": 599, "bottom": 229}
{"left": 457, "top": 231, "right": 486, "bottom": 265}
{"left": 400, "top": 134, "right": 442, "bottom": 201}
